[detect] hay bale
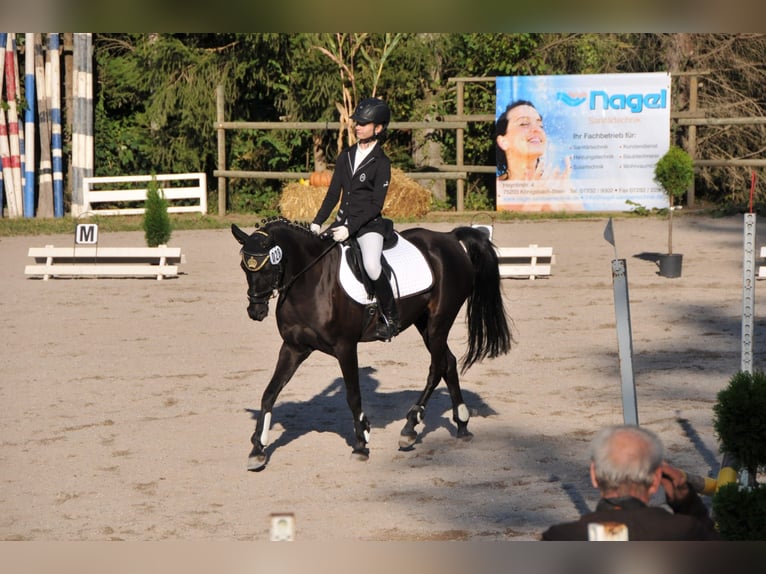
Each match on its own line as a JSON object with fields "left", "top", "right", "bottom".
{"left": 278, "top": 181, "right": 328, "bottom": 221}
{"left": 278, "top": 168, "right": 432, "bottom": 220}
{"left": 386, "top": 168, "right": 432, "bottom": 218}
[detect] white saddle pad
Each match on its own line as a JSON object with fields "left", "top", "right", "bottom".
{"left": 338, "top": 234, "right": 434, "bottom": 304}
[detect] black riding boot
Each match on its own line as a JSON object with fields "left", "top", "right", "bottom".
{"left": 373, "top": 275, "right": 400, "bottom": 341}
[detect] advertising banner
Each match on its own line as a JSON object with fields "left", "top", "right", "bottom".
{"left": 495, "top": 73, "right": 671, "bottom": 212}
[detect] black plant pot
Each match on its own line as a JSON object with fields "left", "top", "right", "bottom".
{"left": 658, "top": 253, "right": 683, "bottom": 278}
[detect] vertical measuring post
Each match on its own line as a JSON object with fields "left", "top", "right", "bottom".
{"left": 741, "top": 213, "right": 756, "bottom": 373}
{"left": 612, "top": 258, "right": 639, "bottom": 425}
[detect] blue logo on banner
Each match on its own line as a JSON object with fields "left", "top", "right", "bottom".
{"left": 556, "top": 89, "right": 667, "bottom": 113}
{"left": 556, "top": 92, "right": 587, "bottom": 107}
{"left": 590, "top": 89, "right": 667, "bottom": 113}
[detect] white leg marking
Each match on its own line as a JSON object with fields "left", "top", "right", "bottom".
{"left": 260, "top": 412, "right": 272, "bottom": 446}
{"left": 360, "top": 412, "right": 370, "bottom": 443}
{"left": 457, "top": 403, "right": 470, "bottom": 422}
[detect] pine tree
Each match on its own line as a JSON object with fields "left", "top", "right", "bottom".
{"left": 143, "top": 175, "right": 172, "bottom": 247}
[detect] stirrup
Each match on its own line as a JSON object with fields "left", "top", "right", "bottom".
{"left": 375, "top": 314, "right": 399, "bottom": 342}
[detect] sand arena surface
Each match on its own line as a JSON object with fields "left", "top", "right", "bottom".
{"left": 1, "top": 215, "right": 760, "bottom": 542}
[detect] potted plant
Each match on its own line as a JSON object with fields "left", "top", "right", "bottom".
{"left": 711, "top": 370, "right": 766, "bottom": 540}
{"left": 653, "top": 145, "right": 694, "bottom": 278}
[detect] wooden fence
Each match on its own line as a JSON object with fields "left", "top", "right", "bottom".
{"left": 213, "top": 81, "right": 497, "bottom": 215}
{"left": 213, "top": 75, "right": 765, "bottom": 216}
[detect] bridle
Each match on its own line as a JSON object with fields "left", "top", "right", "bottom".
{"left": 240, "top": 228, "right": 336, "bottom": 306}
{"left": 239, "top": 229, "right": 283, "bottom": 304}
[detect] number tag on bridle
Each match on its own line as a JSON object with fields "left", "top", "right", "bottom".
{"left": 269, "top": 246, "right": 283, "bottom": 265}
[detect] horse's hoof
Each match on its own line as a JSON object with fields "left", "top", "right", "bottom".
{"left": 351, "top": 448, "right": 370, "bottom": 461}
{"left": 398, "top": 432, "right": 417, "bottom": 450}
{"left": 456, "top": 430, "right": 474, "bottom": 442}
{"left": 247, "top": 454, "right": 268, "bottom": 471}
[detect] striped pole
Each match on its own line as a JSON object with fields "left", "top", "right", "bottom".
{"left": 35, "top": 33, "right": 54, "bottom": 218}
{"left": 10, "top": 34, "right": 24, "bottom": 204}
{"left": 1, "top": 32, "right": 7, "bottom": 216}
{"left": 1, "top": 34, "right": 22, "bottom": 217}
{"left": 23, "top": 33, "right": 35, "bottom": 217}
{"left": 18, "top": 115, "right": 25, "bottom": 203}
{"left": 48, "top": 33, "right": 64, "bottom": 217}
{"left": 71, "top": 33, "right": 93, "bottom": 217}
{"left": 0, "top": 34, "right": 21, "bottom": 217}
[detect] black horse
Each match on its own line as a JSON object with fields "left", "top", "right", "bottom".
{"left": 232, "top": 217, "right": 512, "bottom": 470}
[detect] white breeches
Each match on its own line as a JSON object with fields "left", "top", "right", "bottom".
{"left": 357, "top": 232, "right": 384, "bottom": 280}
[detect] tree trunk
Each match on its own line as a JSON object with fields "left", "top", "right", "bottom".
{"left": 412, "top": 93, "right": 446, "bottom": 202}
{"left": 412, "top": 35, "right": 446, "bottom": 202}
{"left": 312, "top": 133, "right": 327, "bottom": 172}
{"left": 668, "top": 200, "right": 674, "bottom": 255}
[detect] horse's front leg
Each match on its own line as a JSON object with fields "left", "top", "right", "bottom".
{"left": 336, "top": 343, "right": 369, "bottom": 460}
{"left": 248, "top": 342, "right": 312, "bottom": 471}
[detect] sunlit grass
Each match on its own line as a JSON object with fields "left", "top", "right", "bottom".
{"left": 0, "top": 208, "right": 679, "bottom": 237}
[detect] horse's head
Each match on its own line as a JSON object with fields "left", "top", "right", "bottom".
{"left": 231, "top": 223, "right": 284, "bottom": 321}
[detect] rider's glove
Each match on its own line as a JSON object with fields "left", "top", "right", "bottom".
{"left": 331, "top": 226, "right": 349, "bottom": 242}
{"left": 310, "top": 223, "right": 321, "bottom": 235}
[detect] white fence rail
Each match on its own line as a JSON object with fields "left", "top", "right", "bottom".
{"left": 26, "top": 245, "right": 184, "bottom": 280}
{"left": 496, "top": 245, "right": 555, "bottom": 280}
{"left": 80, "top": 173, "right": 207, "bottom": 216}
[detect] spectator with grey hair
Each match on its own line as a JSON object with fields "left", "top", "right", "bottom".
{"left": 541, "top": 424, "right": 719, "bottom": 540}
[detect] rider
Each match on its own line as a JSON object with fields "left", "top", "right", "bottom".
{"left": 310, "top": 97, "right": 399, "bottom": 341}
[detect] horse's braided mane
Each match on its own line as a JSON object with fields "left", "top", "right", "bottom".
{"left": 255, "top": 216, "right": 314, "bottom": 237}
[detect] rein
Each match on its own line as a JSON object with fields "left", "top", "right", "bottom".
{"left": 277, "top": 239, "right": 336, "bottom": 297}
{"left": 244, "top": 235, "right": 337, "bottom": 304}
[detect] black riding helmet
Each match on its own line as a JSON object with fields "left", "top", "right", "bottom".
{"left": 351, "top": 97, "right": 391, "bottom": 129}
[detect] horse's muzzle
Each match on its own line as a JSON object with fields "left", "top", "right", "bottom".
{"left": 248, "top": 302, "right": 269, "bottom": 321}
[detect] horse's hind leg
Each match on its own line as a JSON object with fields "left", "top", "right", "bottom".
{"left": 400, "top": 336, "right": 471, "bottom": 449}
{"left": 248, "top": 343, "right": 312, "bottom": 471}
{"left": 441, "top": 348, "right": 472, "bottom": 441}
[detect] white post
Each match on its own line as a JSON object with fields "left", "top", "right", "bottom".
{"left": 741, "top": 213, "right": 756, "bottom": 373}
{"left": 611, "top": 258, "right": 639, "bottom": 425}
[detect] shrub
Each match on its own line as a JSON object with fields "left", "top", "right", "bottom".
{"left": 143, "top": 176, "right": 172, "bottom": 247}
{"left": 654, "top": 145, "right": 695, "bottom": 204}
{"left": 712, "top": 370, "right": 766, "bottom": 478}
{"left": 711, "top": 370, "right": 766, "bottom": 540}
{"left": 712, "top": 483, "right": 766, "bottom": 540}
{"left": 654, "top": 146, "right": 694, "bottom": 255}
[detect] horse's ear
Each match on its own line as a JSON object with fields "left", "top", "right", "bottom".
{"left": 231, "top": 224, "right": 249, "bottom": 245}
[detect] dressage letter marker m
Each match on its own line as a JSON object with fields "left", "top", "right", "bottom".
{"left": 76, "top": 223, "right": 99, "bottom": 245}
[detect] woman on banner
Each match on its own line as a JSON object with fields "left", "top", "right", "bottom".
{"left": 495, "top": 100, "right": 571, "bottom": 182}
{"left": 495, "top": 100, "right": 580, "bottom": 211}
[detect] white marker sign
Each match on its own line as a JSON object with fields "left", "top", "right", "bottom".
{"left": 75, "top": 223, "right": 99, "bottom": 245}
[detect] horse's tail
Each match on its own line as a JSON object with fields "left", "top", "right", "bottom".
{"left": 453, "top": 226, "right": 513, "bottom": 373}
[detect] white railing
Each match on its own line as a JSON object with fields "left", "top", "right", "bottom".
{"left": 26, "top": 245, "right": 185, "bottom": 281}
{"left": 495, "top": 245, "right": 555, "bottom": 280}
{"left": 79, "top": 173, "right": 207, "bottom": 216}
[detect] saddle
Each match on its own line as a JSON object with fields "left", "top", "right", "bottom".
{"left": 344, "top": 238, "right": 396, "bottom": 299}
{"left": 338, "top": 233, "right": 434, "bottom": 305}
